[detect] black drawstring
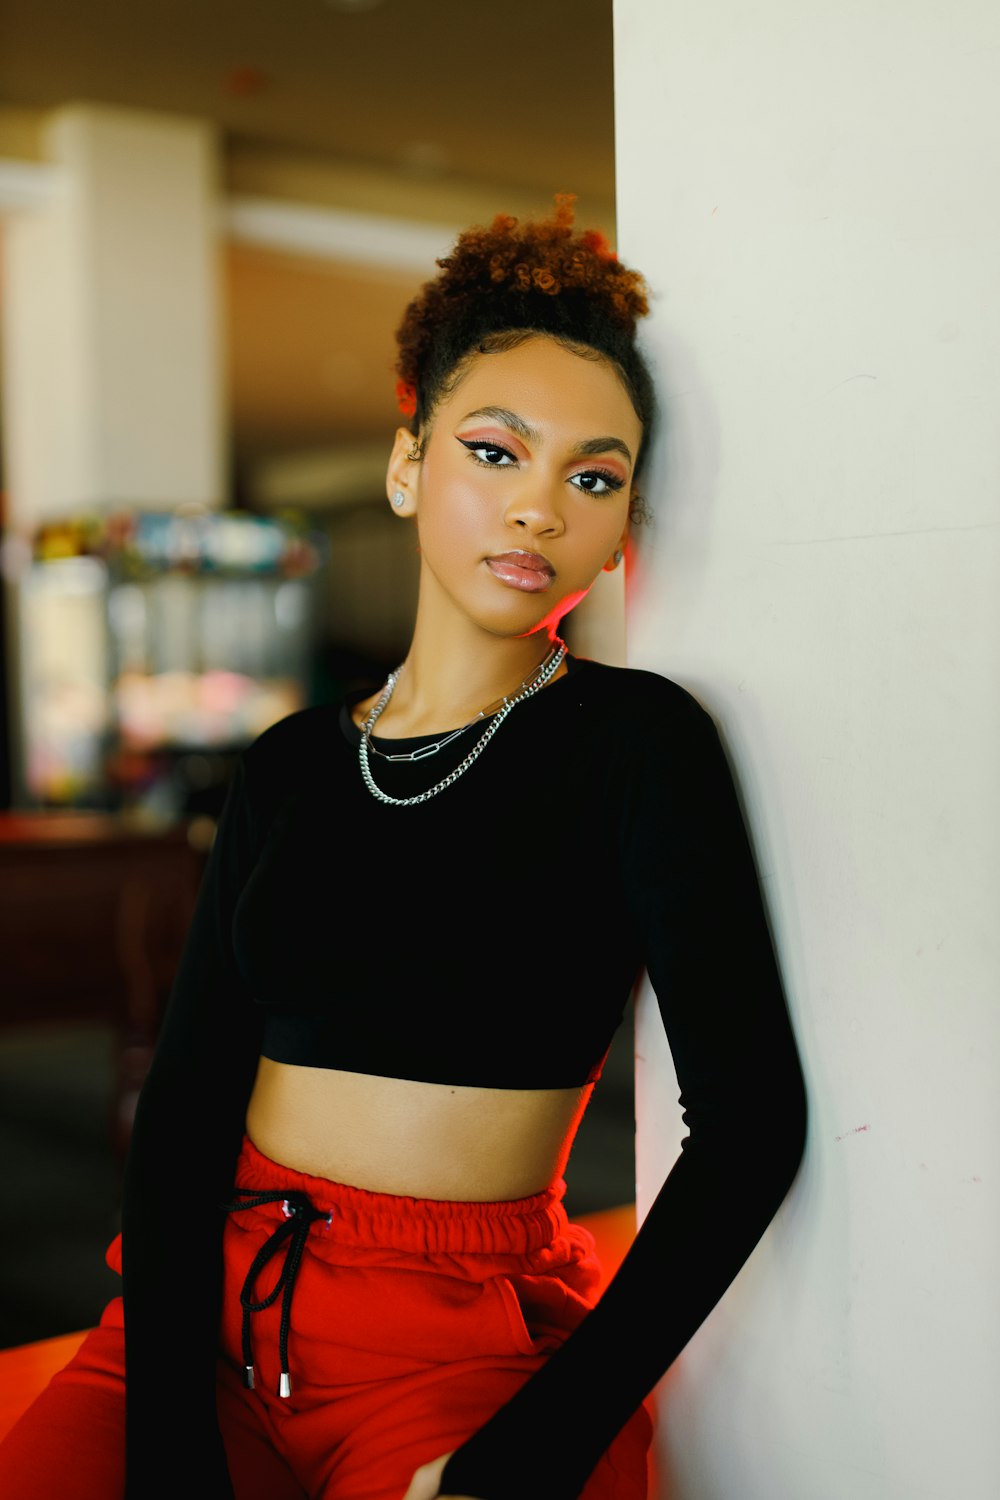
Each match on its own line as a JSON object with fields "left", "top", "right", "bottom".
{"left": 222, "top": 1188, "right": 332, "bottom": 1397}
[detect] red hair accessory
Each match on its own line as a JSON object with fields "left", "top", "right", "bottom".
{"left": 395, "top": 379, "right": 417, "bottom": 418}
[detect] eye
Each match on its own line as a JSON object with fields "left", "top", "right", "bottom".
{"left": 458, "top": 439, "right": 518, "bottom": 468}
{"left": 569, "top": 469, "right": 625, "bottom": 496}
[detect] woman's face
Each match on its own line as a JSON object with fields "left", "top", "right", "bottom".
{"left": 390, "top": 334, "right": 642, "bottom": 640}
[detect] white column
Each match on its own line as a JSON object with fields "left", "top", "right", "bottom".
{"left": 614, "top": 3, "right": 1000, "bottom": 1498}
{"left": 1, "top": 103, "right": 225, "bottom": 528}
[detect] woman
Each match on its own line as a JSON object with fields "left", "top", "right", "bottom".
{"left": 0, "top": 196, "right": 807, "bottom": 1500}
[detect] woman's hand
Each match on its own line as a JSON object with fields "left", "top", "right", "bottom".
{"left": 401, "top": 1451, "right": 480, "bottom": 1500}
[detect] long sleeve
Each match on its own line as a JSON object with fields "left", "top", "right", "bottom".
{"left": 440, "top": 692, "right": 808, "bottom": 1500}
{"left": 121, "top": 753, "right": 263, "bottom": 1499}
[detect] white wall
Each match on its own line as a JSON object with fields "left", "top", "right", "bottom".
{"left": 614, "top": 5, "right": 999, "bottom": 1498}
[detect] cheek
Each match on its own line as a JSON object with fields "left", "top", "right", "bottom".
{"left": 418, "top": 469, "right": 490, "bottom": 558}
{"left": 575, "top": 504, "right": 628, "bottom": 561}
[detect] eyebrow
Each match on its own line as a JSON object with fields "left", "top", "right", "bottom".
{"left": 460, "top": 406, "right": 634, "bottom": 466}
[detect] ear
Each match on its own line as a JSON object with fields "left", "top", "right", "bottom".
{"left": 385, "top": 426, "right": 422, "bottom": 516}
{"left": 601, "top": 518, "right": 630, "bottom": 572}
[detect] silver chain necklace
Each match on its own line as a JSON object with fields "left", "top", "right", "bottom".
{"left": 358, "top": 639, "right": 567, "bottom": 807}
{"left": 363, "top": 647, "right": 564, "bottom": 763}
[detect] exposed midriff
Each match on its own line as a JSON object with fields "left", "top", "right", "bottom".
{"left": 245, "top": 1055, "right": 594, "bottom": 1201}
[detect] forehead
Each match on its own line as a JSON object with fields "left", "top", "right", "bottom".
{"left": 439, "top": 336, "right": 643, "bottom": 448}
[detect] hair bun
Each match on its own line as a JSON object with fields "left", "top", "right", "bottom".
{"left": 393, "top": 193, "right": 654, "bottom": 443}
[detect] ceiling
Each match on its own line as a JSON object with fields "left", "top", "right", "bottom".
{"left": 0, "top": 0, "right": 619, "bottom": 497}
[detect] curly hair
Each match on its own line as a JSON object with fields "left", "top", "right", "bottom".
{"left": 393, "top": 194, "right": 656, "bottom": 482}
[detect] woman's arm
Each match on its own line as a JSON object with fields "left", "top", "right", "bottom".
{"left": 121, "top": 753, "right": 264, "bottom": 1499}
{"left": 439, "top": 688, "right": 808, "bottom": 1500}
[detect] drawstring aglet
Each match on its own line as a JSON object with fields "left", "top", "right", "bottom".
{"left": 244, "top": 1364, "right": 255, "bottom": 1390}
{"left": 279, "top": 1372, "right": 292, "bottom": 1398}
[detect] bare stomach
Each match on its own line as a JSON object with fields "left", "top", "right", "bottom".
{"left": 245, "top": 1056, "right": 594, "bottom": 1202}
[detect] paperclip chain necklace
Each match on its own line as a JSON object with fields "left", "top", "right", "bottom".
{"left": 358, "top": 638, "right": 567, "bottom": 807}
{"left": 363, "top": 644, "right": 565, "bottom": 763}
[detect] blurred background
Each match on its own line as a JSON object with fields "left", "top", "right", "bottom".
{"left": 0, "top": 0, "right": 636, "bottom": 1348}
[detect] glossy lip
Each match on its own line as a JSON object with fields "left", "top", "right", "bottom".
{"left": 484, "top": 549, "right": 555, "bottom": 593}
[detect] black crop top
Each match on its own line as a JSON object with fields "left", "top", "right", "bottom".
{"left": 120, "top": 655, "right": 807, "bottom": 1500}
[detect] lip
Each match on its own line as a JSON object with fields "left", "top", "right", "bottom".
{"left": 485, "top": 550, "right": 555, "bottom": 594}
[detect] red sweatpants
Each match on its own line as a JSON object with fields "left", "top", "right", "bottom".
{"left": 0, "top": 1135, "right": 652, "bottom": 1499}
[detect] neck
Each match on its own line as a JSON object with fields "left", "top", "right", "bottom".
{"left": 380, "top": 603, "right": 564, "bottom": 738}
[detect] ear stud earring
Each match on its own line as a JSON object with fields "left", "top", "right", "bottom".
{"left": 391, "top": 492, "right": 406, "bottom": 508}
{"left": 613, "top": 549, "right": 624, "bottom": 566}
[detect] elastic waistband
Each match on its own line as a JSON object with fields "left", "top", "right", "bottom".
{"left": 234, "top": 1134, "right": 570, "bottom": 1255}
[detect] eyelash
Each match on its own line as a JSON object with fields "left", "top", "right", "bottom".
{"left": 457, "top": 439, "right": 625, "bottom": 495}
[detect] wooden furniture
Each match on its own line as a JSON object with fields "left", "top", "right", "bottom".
{"left": 0, "top": 808, "right": 211, "bottom": 1157}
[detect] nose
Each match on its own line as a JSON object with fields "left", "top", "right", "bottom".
{"left": 501, "top": 474, "right": 565, "bottom": 537}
